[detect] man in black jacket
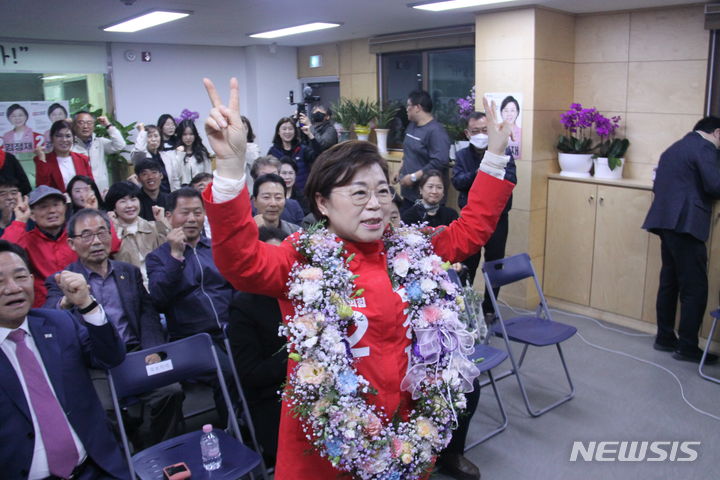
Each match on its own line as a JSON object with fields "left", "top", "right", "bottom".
{"left": 45, "top": 208, "right": 185, "bottom": 448}
{"left": 226, "top": 226, "right": 289, "bottom": 466}
{"left": 642, "top": 116, "right": 720, "bottom": 363}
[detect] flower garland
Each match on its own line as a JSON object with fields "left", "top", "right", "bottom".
{"left": 280, "top": 223, "right": 480, "bottom": 479}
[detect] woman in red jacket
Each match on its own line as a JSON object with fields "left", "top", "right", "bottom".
{"left": 34, "top": 119, "right": 93, "bottom": 192}
{"left": 202, "top": 78, "right": 515, "bottom": 480}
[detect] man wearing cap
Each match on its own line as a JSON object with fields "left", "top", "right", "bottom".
{"left": 2, "top": 186, "right": 122, "bottom": 307}
{"left": 1, "top": 186, "right": 76, "bottom": 307}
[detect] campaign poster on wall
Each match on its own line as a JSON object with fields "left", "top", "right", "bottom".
{"left": 0, "top": 100, "right": 70, "bottom": 156}
{"left": 484, "top": 92, "right": 523, "bottom": 161}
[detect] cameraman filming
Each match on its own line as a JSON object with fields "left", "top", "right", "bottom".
{"left": 298, "top": 103, "right": 338, "bottom": 156}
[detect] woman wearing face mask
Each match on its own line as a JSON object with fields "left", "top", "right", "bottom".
{"left": 267, "top": 117, "right": 314, "bottom": 192}
{"left": 174, "top": 119, "right": 212, "bottom": 186}
{"left": 201, "top": 78, "right": 515, "bottom": 480}
{"left": 131, "top": 123, "right": 179, "bottom": 192}
{"left": 401, "top": 170, "right": 457, "bottom": 228}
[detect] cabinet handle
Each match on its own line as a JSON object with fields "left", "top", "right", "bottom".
{"left": 588, "top": 195, "right": 594, "bottom": 203}
{"left": 599, "top": 197, "right": 604, "bottom": 205}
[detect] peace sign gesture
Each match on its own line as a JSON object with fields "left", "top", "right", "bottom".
{"left": 203, "top": 77, "right": 247, "bottom": 179}
{"left": 482, "top": 95, "right": 514, "bottom": 156}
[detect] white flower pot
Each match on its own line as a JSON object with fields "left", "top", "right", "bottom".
{"left": 593, "top": 157, "right": 624, "bottom": 180}
{"left": 375, "top": 128, "right": 389, "bottom": 155}
{"left": 558, "top": 153, "right": 593, "bottom": 178}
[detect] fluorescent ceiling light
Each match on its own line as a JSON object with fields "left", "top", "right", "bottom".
{"left": 249, "top": 22, "right": 341, "bottom": 39}
{"left": 410, "top": 0, "right": 515, "bottom": 11}
{"left": 103, "top": 10, "right": 190, "bottom": 33}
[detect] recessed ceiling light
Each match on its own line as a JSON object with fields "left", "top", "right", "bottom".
{"left": 102, "top": 10, "right": 191, "bottom": 33}
{"left": 249, "top": 22, "right": 341, "bottom": 39}
{"left": 410, "top": 0, "right": 515, "bottom": 12}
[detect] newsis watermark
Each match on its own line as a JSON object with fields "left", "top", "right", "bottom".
{"left": 569, "top": 441, "right": 700, "bottom": 462}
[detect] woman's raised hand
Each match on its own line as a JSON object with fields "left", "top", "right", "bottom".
{"left": 482, "top": 95, "right": 514, "bottom": 156}
{"left": 203, "top": 77, "right": 247, "bottom": 179}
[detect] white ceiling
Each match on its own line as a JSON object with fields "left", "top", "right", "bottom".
{"left": 1, "top": 0, "right": 705, "bottom": 47}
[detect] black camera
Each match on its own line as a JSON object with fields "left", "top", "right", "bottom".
{"left": 289, "top": 86, "right": 321, "bottom": 124}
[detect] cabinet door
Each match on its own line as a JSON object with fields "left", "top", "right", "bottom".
{"left": 590, "top": 185, "right": 652, "bottom": 318}
{"left": 544, "top": 180, "right": 597, "bottom": 305}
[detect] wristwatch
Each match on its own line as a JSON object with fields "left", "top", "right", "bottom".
{"left": 78, "top": 296, "right": 99, "bottom": 314}
{"left": 410, "top": 173, "right": 417, "bottom": 183}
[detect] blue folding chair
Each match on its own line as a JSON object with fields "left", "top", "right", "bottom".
{"left": 482, "top": 253, "right": 576, "bottom": 417}
{"left": 699, "top": 309, "right": 720, "bottom": 384}
{"left": 108, "top": 333, "right": 265, "bottom": 479}
{"left": 447, "top": 270, "right": 509, "bottom": 448}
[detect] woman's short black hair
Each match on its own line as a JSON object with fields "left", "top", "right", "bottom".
{"left": 253, "top": 173, "right": 287, "bottom": 198}
{"left": 47, "top": 103, "right": 68, "bottom": 118}
{"left": 304, "top": 140, "right": 388, "bottom": 222}
{"left": 49, "top": 119, "right": 74, "bottom": 139}
{"left": 417, "top": 169, "right": 443, "bottom": 190}
{"left": 104, "top": 181, "right": 141, "bottom": 211}
{"left": 6, "top": 103, "right": 28, "bottom": 120}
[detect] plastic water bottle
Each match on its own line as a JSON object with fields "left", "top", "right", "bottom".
{"left": 200, "top": 424, "right": 222, "bottom": 471}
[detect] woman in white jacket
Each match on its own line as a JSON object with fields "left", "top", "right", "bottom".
{"left": 131, "top": 123, "right": 182, "bottom": 191}
{"left": 174, "top": 119, "right": 212, "bottom": 186}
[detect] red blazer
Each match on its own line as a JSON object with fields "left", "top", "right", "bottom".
{"left": 34, "top": 151, "right": 93, "bottom": 192}
{"left": 203, "top": 172, "right": 514, "bottom": 479}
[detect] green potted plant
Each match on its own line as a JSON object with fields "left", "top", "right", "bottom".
{"left": 346, "top": 98, "right": 378, "bottom": 140}
{"left": 331, "top": 98, "right": 354, "bottom": 142}
{"left": 374, "top": 101, "right": 401, "bottom": 155}
{"left": 593, "top": 114, "right": 630, "bottom": 180}
{"left": 557, "top": 103, "right": 595, "bottom": 178}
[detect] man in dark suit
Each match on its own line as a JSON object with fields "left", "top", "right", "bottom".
{"left": 643, "top": 116, "right": 720, "bottom": 364}
{"left": 45, "top": 208, "right": 185, "bottom": 450}
{"left": 0, "top": 239, "right": 129, "bottom": 479}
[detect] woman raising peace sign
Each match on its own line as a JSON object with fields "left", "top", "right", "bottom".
{"left": 201, "top": 78, "right": 515, "bottom": 480}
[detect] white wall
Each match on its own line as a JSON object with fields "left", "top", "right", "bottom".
{"left": 110, "top": 42, "right": 301, "bottom": 154}
{"left": 243, "top": 45, "right": 301, "bottom": 151}
{"left": 110, "top": 42, "right": 247, "bottom": 147}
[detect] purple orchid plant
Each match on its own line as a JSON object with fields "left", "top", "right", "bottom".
{"left": 174, "top": 108, "right": 200, "bottom": 125}
{"left": 557, "top": 103, "right": 630, "bottom": 169}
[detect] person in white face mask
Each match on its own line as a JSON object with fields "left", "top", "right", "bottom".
{"left": 452, "top": 111, "right": 516, "bottom": 308}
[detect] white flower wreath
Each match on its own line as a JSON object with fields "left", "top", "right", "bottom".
{"left": 280, "top": 223, "right": 480, "bottom": 479}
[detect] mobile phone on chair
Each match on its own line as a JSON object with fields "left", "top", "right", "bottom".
{"left": 163, "top": 462, "right": 191, "bottom": 480}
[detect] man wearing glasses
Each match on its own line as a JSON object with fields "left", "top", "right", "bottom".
{"left": 44, "top": 208, "right": 185, "bottom": 450}
{"left": 72, "top": 111, "right": 127, "bottom": 192}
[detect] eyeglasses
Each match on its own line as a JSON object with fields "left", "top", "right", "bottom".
{"left": 75, "top": 120, "right": 95, "bottom": 126}
{"left": 72, "top": 186, "right": 91, "bottom": 194}
{"left": 54, "top": 133, "right": 73, "bottom": 139}
{"left": 334, "top": 186, "right": 395, "bottom": 206}
{"left": 72, "top": 229, "right": 111, "bottom": 243}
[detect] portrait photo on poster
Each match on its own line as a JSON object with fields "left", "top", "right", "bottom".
{"left": 0, "top": 100, "right": 70, "bottom": 157}
{"left": 484, "top": 92, "right": 522, "bottom": 161}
